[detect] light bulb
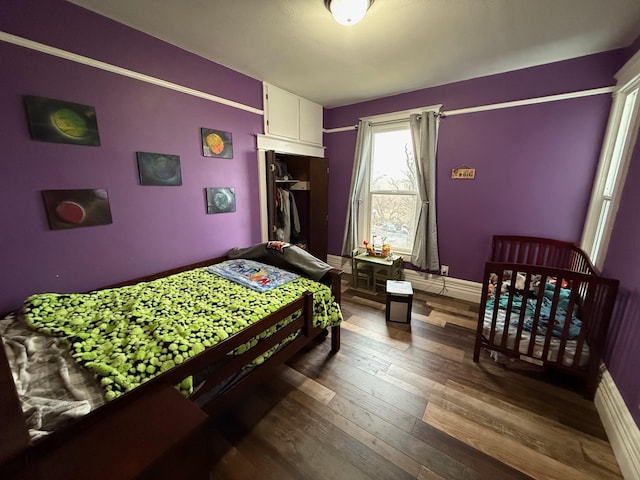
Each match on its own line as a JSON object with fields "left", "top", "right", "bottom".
{"left": 329, "top": 0, "right": 370, "bottom": 26}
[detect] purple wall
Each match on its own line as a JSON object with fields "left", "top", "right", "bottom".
{"left": 0, "top": 1, "right": 260, "bottom": 108}
{"left": 0, "top": 1, "right": 263, "bottom": 314}
{"left": 603, "top": 117, "right": 640, "bottom": 427}
{"left": 325, "top": 52, "right": 624, "bottom": 282}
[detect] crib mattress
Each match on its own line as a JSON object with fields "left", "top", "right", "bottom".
{"left": 482, "top": 307, "right": 589, "bottom": 368}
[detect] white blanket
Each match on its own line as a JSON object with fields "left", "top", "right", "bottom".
{"left": 1, "top": 313, "right": 105, "bottom": 440}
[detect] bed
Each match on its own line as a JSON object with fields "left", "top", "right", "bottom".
{"left": 0, "top": 242, "right": 343, "bottom": 479}
{"left": 473, "top": 235, "right": 618, "bottom": 399}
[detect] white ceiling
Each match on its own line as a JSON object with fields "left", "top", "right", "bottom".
{"left": 68, "top": 0, "right": 640, "bottom": 108}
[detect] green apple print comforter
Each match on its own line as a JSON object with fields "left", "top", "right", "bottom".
{"left": 22, "top": 265, "right": 342, "bottom": 402}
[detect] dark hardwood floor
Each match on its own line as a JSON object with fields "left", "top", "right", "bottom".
{"left": 205, "top": 279, "right": 622, "bottom": 479}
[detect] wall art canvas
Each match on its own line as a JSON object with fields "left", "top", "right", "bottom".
{"left": 201, "top": 128, "right": 233, "bottom": 158}
{"left": 136, "top": 152, "right": 182, "bottom": 186}
{"left": 24, "top": 95, "right": 101, "bottom": 146}
{"left": 206, "top": 187, "right": 236, "bottom": 214}
{"left": 42, "top": 189, "right": 113, "bottom": 230}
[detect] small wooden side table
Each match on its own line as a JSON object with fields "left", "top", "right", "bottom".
{"left": 352, "top": 253, "right": 403, "bottom": 292}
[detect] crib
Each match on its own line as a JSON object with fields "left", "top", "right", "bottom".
{"left": 473, "top": 235, "right": 619, "bottom": 399}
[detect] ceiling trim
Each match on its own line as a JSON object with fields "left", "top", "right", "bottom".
{"left": 0, "top": 31, "right": 263, "bottom": 116}
{"left": 444, "top": 87, "right": 615, "bottom": 117}
{"left": 325, "top": 87, "right": 614, "bottom": 133}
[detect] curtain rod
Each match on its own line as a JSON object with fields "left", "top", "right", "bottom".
{"left": 368, "top": 112, "right": 444, "bottom": 127}
{"left": 332, "top": 112, "right": 441, "bottom": 131}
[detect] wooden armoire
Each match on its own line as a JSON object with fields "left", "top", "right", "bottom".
{"left": 265, "top": 150, "right": 328, "bottom": 261}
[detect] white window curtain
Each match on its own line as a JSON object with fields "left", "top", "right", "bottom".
{"left": 341, "top": 120, "right": 373, "bottom": 256}
{"left": 409, "top": 111, "right": 440, "bottom": 271}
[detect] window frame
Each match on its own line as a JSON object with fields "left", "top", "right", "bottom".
{"left": 360, "top": 121, "right": 419, "bottom": 255}
{"left": 581, "top": 51, "right": 640, "bottom": 269}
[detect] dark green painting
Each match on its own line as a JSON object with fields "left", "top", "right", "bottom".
{"left": 206, "top": 187, "right": 236, "bottom": 214}
{"left": 136, "top": 152, "right": 182, "bottom": 186}
{"left": 24, "top": 95, "right": 100, "bottom": 146}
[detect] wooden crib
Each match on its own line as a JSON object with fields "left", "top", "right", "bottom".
{"left": 473, "top": 235, "right": 619, "bottom": 399}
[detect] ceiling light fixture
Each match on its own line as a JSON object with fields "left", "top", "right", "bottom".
{"left": 325, "top": 0, "right": 374, "bottom": 26}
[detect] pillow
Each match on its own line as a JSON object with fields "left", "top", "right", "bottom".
{"left": 206, "top": 259, "right": 299, "bottom": 292}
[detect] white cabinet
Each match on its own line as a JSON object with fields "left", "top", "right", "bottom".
{"left": 263, "top": 83, "right": 323, "bottom": 146}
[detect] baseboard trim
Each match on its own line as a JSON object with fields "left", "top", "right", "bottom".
{"left": 595, "top": 369, "right": 640, "bottom": 480}
{"left": 327, "top": 254, "right": 483, "bottom": 304}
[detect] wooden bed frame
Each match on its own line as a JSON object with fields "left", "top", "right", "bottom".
{"left": 0, "top": 255, "right": 342, "bottom": 479}
{"left": 473, "top": 235, "right": 618, "bottom": 399}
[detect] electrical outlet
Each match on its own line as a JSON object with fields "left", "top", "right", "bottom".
{"left": 440, "top": 265, "right": 449, "bottom": 276}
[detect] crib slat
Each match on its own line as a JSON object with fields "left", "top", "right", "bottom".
{"left": 558, "top": 280, "right": 573, "bottom": 366}
{"left": 499, "top": 271, "right": 516, "bottom": 350}
{"left": 489, "top": 271, "right": 505, "bottom": 346}
{"left": 536, "top": 243, "right": 548, "bottom": 266}
{"left": 513, "top": 271, "right": 535, "bottom": 354}
{"left": 525, "top": 273, "right": 547, "bottom": 360}
{"left": 541, "top": 277, "right": 564, "bottom": 365}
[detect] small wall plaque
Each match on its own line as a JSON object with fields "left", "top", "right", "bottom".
{"left": 451, "top": 168, "right": 476, "bottom": 179}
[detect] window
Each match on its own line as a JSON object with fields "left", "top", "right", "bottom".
{"left": 360, "top": 123, "right": 419, "bottom": 254}
{"left": 581, "top": 52, "right": 640, "bottom": 269}
{"left": 342, "top": 104, "right": 440, "bottom": 263}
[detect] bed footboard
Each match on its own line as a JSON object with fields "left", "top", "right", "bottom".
{"left": 2, "top": 383, "right": 210, "bottom": 480}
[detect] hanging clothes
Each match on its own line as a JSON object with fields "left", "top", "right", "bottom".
{"left": 289, "top": 191, "right": 301, "bottom": 240}
{"left": 276, "top": 188, "right": 291, "bottom": 242}
{"left": 275, "top": 188, "right": 301, "bottom": 243}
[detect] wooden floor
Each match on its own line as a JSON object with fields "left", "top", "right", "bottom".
{"left": 206, "top": 280, "right": 623, "bottom": 480}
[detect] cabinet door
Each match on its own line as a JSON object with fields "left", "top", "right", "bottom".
{"left": 308, "top": 158, "right": 328, "bottom": 261}
{"left": 309, "top": 158, "right": 329, "bottom": 262}
{"left": 299, "top": 97, "right": 323, "bottom": 145}
{"left": 265, "top": 150, "right": 278, "bottom": 241}
{"left": 264, "top": 85, "right": 299, "bottom": 140}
